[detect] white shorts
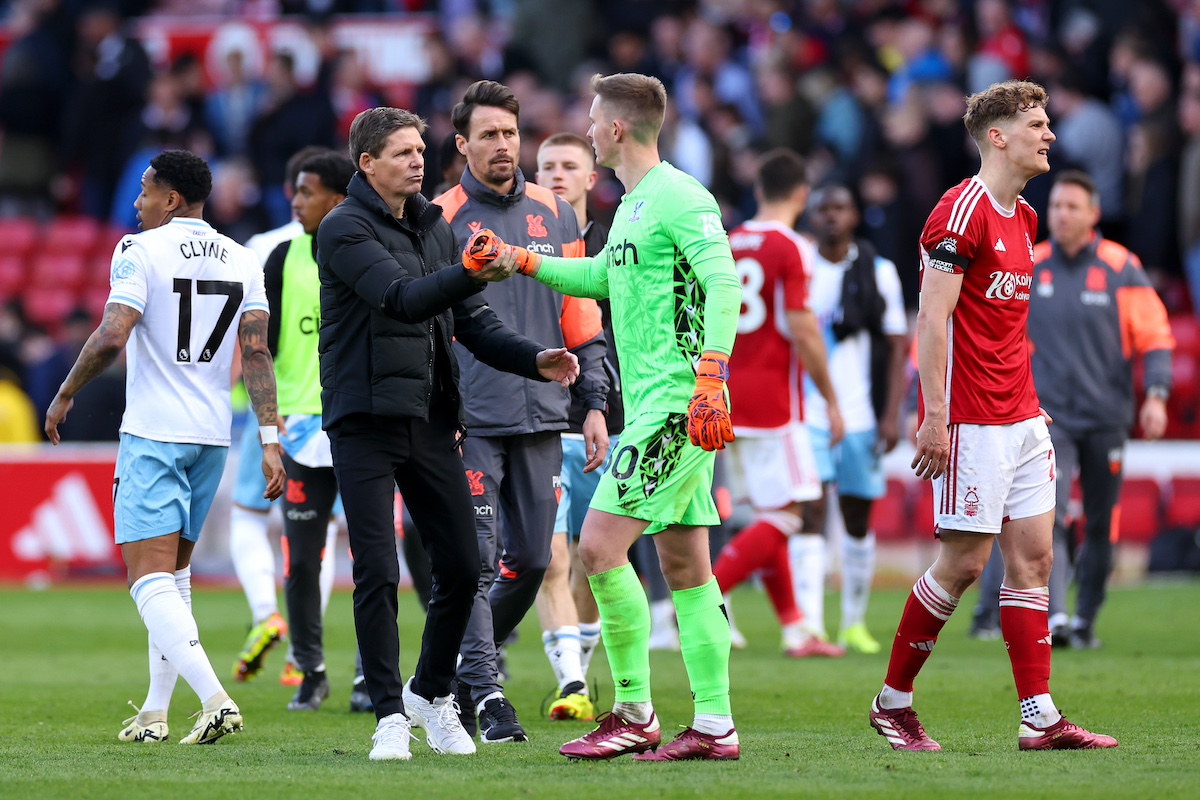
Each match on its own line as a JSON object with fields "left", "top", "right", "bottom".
{"left": 933, "top": 416, "right": 1056, "bottom": 534}
{"left": 726, "top": 423, "right": 823, "bottom": 510}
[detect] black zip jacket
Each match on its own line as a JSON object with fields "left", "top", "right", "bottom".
{"left": 316, "top": 172, "right": 548, "bottom": 430}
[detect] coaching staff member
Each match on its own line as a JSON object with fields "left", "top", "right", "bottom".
{"left": 316, "top": 106, "right": 579, "bottom": 760}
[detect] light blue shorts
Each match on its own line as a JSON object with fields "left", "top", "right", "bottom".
{"left": 555, "top": 435, "right": 618, "bottom": 541}
{"left": 114, "top": 433, "right": 228, "bottom": 544}
{"left": 231, "top": 413, "right": 271, "bottom": 511}
{"left": 808, "top": 426, "right": 885, "bottom": 500}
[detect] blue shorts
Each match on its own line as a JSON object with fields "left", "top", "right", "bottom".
{"left": 554, "top": 435, "right": 618, "bottom": 541}
{"left": 231, "top": 413, "right": 271, "bottom": 511}
{"left": 808, "top": 427, "right": 885, "bottom": 500}
{"left": 114, "top": 433, "right": 228, "bottom": 544}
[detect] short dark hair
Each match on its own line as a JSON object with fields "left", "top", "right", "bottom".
{"left": 286, "top": 146, "right": 333, "bottom": 189}
{"left": 591, "top": 72, "right": 666, "bottom": 144}
{"left": 296, "top": 151, "right": 355, "bottom": 196}
{"left": 450, "top": 80, "right": 520, "bottom": 138}
{"left": 149, "top": 149, "right": 212, "bottom": 205}
{"left": 756, "top": 148, "right": 807, "bottom": 202}
{"left": 348, "top": 107, "right": 427, "bottom": 165}
{"left": 538, "top": 132, "right": 594, "bottom": 166}
{"left": 1052, "top": 169, "right": 1100, "bottom": 206}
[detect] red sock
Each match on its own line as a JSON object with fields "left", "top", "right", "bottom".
{"left": 713, "top": 519, "right": 786, "bottom": 593}
{"left": 999, "top": 585, "right": 1051, "bottom": 697}
{"left": 760, "top": 534, "right": 802, "bottom": 627}
{"left": 884, "top": 570, "right": 958, "bottom": 693}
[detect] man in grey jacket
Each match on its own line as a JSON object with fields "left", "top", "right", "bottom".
{"left": 433, "top": 81, "right": 609, "bottom": 743}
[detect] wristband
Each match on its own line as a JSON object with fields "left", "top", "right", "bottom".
{"left": 259, "top": 425, "right": 279, "bottom": 445}
{"left": 1146, "top": 385, "right": 1170, "bottom": 402}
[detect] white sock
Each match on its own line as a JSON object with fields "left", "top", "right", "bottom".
{"left": 650, "top": 598, "right": 676, "bottom": 631}
{"left": 131, "top": 573, "right": 223, "bottom": 705}
{"left": 542, "top": 630, "right": 564, "bottom": 687}
{"left": 841, "top": 533, "right": 875, "bottom": 629}
{"left": 879, "top": 684, "right": 913, "bottom": 710}
{"left": 552, "top": 625, "right": 585, "bottom": 692}
{"left": 789, "top": 534, "right": 827, "bottom": 638}
{"left": 318, "top": 518, "right": 338, "bottom": 617}
{"left": 477, "top": 691, "right": 504, "bottom": 714}
{"left": 229, "top": 506, "right": 276, "bottom": 623}
{"left": 142, "top": 566, "right": 193, "bottom": 712}
{"left": 692, "top": 713, "right": 734, "bottom": 736}
{"left": 613, "top": 701, "right": 654, "bottom": 724}
{"left": 578, "top": 621, "right": 601, "bottom": 676}
{"left": 1020, "top": 693, "right": 1062, "bottom": 728}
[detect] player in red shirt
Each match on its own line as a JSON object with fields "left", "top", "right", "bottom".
{"left": 868, "top": 80, "right": 1118, "bottom": 752}
{"left": 715, "top": 148, "right": 845, "bottom": 658}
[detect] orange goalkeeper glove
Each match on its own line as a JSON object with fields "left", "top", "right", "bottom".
{"left": 462, "top": 229, "right": 541, "bottom": 275}
{"left": 687, "top": 351, "right": 735, "bottom": 451}
{"left": 462, "top": 228, "right": 502, "bottom": 271}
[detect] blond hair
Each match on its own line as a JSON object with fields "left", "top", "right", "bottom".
{"left": 963, "top": 80, "right": 1049, "bottom": 144}
{"left": 590, "top": 73, "right": 667, "bottom": 144}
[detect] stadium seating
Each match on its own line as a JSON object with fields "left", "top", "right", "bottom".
{"left": 0, "top": 218, "right": 39, "bottom": 258}
{"left": 0, "top": 255, "right": 26, "bottom": 300}
{"left": 869, "top": 478, "right": 911, "bottom": 541}
{"left": 43, "top": 215, "right": 101, "bottom": 254}
{"left": 1115, "top": 478, "right": 1161, "bottom": 544}
{"left": 21, "top": 286, "right": 78, "bottom": 331}
{"left": 1165, "top": 477, "right": 1200, "bottom": 529}
{"left": 29, "top": 253, "right": 87, "bottom": 289}
{"left": 1169, "top": 314, "right": 1200, "bottom": 356}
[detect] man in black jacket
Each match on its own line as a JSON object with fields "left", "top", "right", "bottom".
{"left": 316, "top": 106, "right": 579, "bottom": 761}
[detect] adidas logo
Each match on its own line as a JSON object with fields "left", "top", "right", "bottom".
{"left": 994, "top": 238, "right": 1007, "bottom": 252}
{"left": 12, "top": 473, "right": 112, "bottom": 562}
{"left": 1037, "top": 635, "right": 1053, "bottom": 645}
{"left": 909, "top": 640, "right": 935, "bottom": 652}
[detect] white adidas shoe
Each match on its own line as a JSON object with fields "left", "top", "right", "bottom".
{"left": 370, "top": 713, "right": 415, "bottom": 761}
{"left": 118, "top": 701, "right": 168, "bottom": 743}
{"left": 402, "top": 678, "right": 477, "bottom": 755}
{"left": 179, "top": 696, "right": 243, "bottom": 745}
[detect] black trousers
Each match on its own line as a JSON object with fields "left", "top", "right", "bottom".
{"left": 329, "top": 410, "right": 481, "bottom": 720}
{"left": 281, "top": 453, "right": 339, "bottom": 673}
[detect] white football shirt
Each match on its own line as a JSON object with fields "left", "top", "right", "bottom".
{"left": 803, "top": 243, "right": 908, "bottom": 433}
{"left": 107, "top": 218, "right": 269, "bottom": 445}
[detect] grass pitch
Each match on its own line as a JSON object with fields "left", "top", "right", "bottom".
{"left": 1, "top": 580, "right": 1196, "bottom": 799}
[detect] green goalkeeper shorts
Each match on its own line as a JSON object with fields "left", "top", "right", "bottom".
{"left": 589, "top": 411, "right": 719, "bottom": 534}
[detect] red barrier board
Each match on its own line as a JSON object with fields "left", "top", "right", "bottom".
{"left": 0, "top": 446, "right": 123, "bottom": 582}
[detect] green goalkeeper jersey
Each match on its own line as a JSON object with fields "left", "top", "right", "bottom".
{"left": 535, "top": 161, "right": 741, "bottom": 418}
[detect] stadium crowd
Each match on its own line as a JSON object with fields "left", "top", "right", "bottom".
{"left": 1, "top": 0, "right": 1198, "bottom": 444}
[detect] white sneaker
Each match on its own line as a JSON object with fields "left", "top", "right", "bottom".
{"left": 118, "top": 701, "right": 168, "bottom": 743}
{"left": 370, "top": 713, "right": 415, "bottom": 761}
{"left": 402, "top": 678, "right": 476, "bottom": 755}
{"left": 647, "top": 625, "right": 681, "bottom": 651}
{"left": 179, "top": 696, "right": 242, "bottom": 745}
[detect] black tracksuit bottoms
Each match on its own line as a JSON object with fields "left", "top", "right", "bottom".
{"left": 329, "top": 408, "right": 481, "bottom": 721}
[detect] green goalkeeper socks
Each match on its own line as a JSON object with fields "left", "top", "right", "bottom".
{"left": 588, "top": 564, "right": 652, "bottom": 703}
{"left": 674, "top": 577, "right": 733, "bottom": 715}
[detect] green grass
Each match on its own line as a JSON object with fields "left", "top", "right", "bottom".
{"left": 1, "top": 581, "right": 1197, "bottom": 799}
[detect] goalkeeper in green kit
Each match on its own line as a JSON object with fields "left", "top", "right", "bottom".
{"left": 464, "top": 72, "right": 743, "bottom": 762}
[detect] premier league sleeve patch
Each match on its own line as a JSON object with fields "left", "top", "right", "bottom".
{"left": 926, "top": 236, "right": 968, "bottom": 274}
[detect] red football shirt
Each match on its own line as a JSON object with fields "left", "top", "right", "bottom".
{"left": 727, "top": 220, "right": 811, "bottom": 431}
{"left": 918, "top": 176, "right": 1041, "bottom": 425}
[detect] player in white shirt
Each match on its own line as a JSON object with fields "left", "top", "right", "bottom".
{"left": 802, "top": 185, "right": 909, "bottom": 654}
{"left": 46, "top": 150, "right": 286, "bottom": 745}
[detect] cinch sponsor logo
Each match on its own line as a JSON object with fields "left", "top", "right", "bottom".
{"left": 609, "top": 240, "right": 639, "bottom": 267}
{"left": 286, "top": 508, "right": 319, "bottom": 521}
{"left": 985, "top": 270, "right": 1032, "bottom": 301}
{"left": 474, "top": 504, "right": 494, "bottom": 517}
{"left": 12, "top": 473, "right": 111, "bottom": 562}
{"left": 526, "top": 241, "right": 556, "bottom": 254}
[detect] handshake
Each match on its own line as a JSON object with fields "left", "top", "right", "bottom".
{"left": 461, "top": 229, "right": 541, "bottom": 277}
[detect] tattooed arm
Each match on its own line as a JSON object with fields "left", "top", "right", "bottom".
{"left": 239, "top": 308, "right": 286, "bottom": 501}
{"left": 45, "top": 303, "right": 141, "bottom": 445}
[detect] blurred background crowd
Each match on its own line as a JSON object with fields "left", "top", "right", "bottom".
{"left": 1, "top": 0, "right": 1199, "bottom": 444}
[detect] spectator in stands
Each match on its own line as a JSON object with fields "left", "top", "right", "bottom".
{"left": 59, "top": 3, "right": 152, "bottom": 220}
{"left": 206, "top": 48, "right": 267, "bottom": 158}
{"left": 249, "top": 51, "right": 337, "bottom": 228}
{"left": 1177, "top": 62, "right": 1200, "bottom": 314}
{"left": 972, "top": 170, "right": 1174, "bottom": 649}
{"left": 1048, "top": 71, "right": 1125, "bottom": 237}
